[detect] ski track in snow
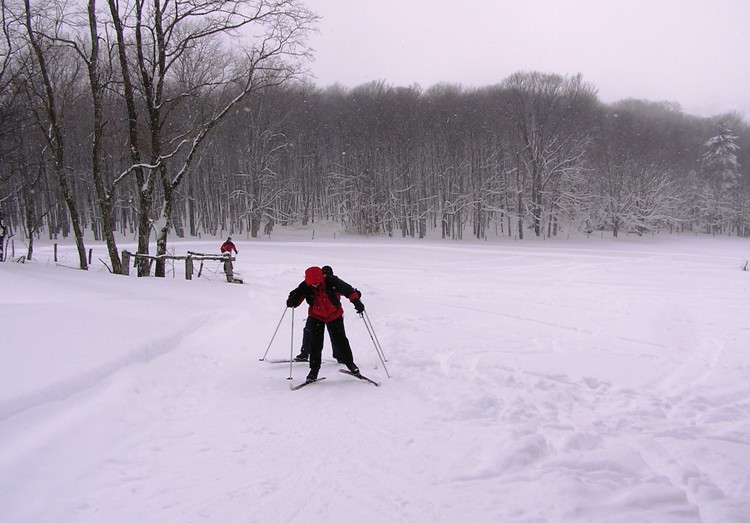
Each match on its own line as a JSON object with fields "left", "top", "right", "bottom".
{"left": 0, "top": 315, "right": 213, "bottom": 421}
{"left": 1, "top": 234, "right": 749, "bottom": 522}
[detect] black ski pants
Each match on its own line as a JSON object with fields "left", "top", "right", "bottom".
{"left": 307, "top": 316, "right": 355, "bottom": 372}
{"left": 300, "top": 316, "right": 344, "bottom": 360}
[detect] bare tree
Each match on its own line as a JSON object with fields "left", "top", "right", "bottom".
{"left": 49, "top": 0, "right": 124, "bottom": 272}
{"left": 0, "top": 0, "right": 20, "bottom": 232}
{"left": 596, "top": 156, "right": 682, "bottom": 236}
{"left": 0, "top": 0, "right": 18, "bottom": 131}
{"left": 21, "top": 0, "right": 88, "bottom": 268}
{"left": 106, "top": 0, "right": 157, "bottom": 276}
{"left": 501, "top": 72, "right": 597, "bottom": 237}
{"left": 103, "top": 0, "right": 317, "bottom": 276}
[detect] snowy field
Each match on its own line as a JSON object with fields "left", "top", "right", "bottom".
{"left": 1, "top": 231, "right": 749, "bottom": 523}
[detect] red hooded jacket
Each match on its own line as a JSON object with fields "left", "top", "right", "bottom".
{"left": 287, "top": 266, "right": 361, "bottom": 323}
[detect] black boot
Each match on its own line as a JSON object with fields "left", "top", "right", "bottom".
{"left": 306, "top": 368, "right": 319, "bottom": 382}
{"left": 346, "top": 363, "right": 360, "bottom": 376}
{"left": 294, "top": 353, "right": 308, "bottom": 362}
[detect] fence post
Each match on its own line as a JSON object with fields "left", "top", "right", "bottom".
{"left": 185, "top": 256, "right": 193, "bottom": 280}
{"left": 121, "top": 251, "right": 130, "bottom": 275}
{"left": 224, "top": 254, "right": 234, "bottom": 283}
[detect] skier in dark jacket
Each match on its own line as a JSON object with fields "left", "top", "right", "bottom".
{"left": 286, "top": 266, "right": 365, "bottom": 381}
{"left": 293, "top": 266, "right": 345, "bottom": 362}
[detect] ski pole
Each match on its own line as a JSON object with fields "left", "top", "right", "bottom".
{"left": 288, "top": 307, "right": 295, "bottom": 380}
{"left": 363, "top": 310, "right": 388, "bottom": 362}
{"left": 360, "top": 311, "right": 390, "bottom": 378}
{"left": 259, "top": 307, "right": 288, "bottom": 361}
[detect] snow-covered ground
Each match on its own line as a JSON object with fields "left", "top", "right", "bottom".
{"left": 1, "top": 231, "right": 749, "bottom": 522}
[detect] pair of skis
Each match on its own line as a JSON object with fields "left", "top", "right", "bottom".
{"left": 290, "top": 369, "right": 380, "bottom": 390}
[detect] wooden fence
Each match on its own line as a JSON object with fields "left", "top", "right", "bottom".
{"left": 121, "top": 251, "right": 242, "bottom": 283}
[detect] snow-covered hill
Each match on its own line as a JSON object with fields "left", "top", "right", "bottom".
{"left": 1, "top": 234, "right": 749, "bottom": 522}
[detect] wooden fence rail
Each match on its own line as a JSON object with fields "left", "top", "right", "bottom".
{"left": 121, "top": 251, "right": 241, "bottom": 283}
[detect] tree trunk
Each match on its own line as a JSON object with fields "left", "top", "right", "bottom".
{"left": 517, "top": 191, "right": 524, "bottom": 240}
{"left": 23, "top": 0, "right": 88, "bottom": 269}
{"left": 155, "top": 181, "right": 174, "bottom": 278}
{"left": 86, "top": 0, "right": 121, "bottom": 274}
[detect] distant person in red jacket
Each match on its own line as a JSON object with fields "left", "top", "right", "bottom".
{"left": 220, "top": 237, "right": 238, "bottom": 255}
{"left": 219, "top": 237, "right": 238, "bottom": 275}
{"left": 286, "top": 266, "right": 365, "bottom": 382}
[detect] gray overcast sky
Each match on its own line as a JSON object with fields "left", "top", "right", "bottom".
{"left": 305, "top": 0, "right": 750, "bottom": 120}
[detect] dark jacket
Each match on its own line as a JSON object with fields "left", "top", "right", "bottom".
{"left": 287, "top": 275, "right": 361, "bottom": 323}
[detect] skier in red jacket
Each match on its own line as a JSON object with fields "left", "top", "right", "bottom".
{"left": 220, "top": 237, "right": 238, "bottom": 254}
{"left": 293, "top": 265, "right": 346, "bottom": 363}
{"left": 286, "top": 266, "right": 364, "bottom": 382}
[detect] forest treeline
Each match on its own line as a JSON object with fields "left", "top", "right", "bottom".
{"left": 0, "top": 0, "right": 747, "bottom": 274}
{"left": 201, "top": 78, "right": 748, "bottom": 242}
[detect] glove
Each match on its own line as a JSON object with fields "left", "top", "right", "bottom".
{"left": 286, "top": 297, "right": 296, "bottom": 307}
{"left": 352, "top": 299, "right": 365, "bottom": 314}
